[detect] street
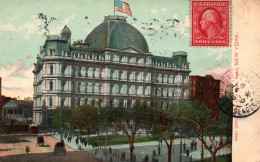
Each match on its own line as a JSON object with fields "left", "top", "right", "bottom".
{"left": 0, "top": 132, "right": 98, "bottom": 162}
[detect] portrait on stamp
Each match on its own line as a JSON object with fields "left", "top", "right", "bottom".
{"left": 191, "top": 0, "right": 231, "bottom": 46}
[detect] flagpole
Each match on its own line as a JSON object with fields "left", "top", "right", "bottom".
{"left": 114, "top": 0, "right": 115, "bottom": 15}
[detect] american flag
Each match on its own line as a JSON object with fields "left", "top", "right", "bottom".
{"left": 115, "top": 0, "right": 132, "bottom": 16}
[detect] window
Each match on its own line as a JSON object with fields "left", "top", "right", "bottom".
{"left": 136, "top": 58, "right": 139, "bottom": 64}
{"left": 49, "top": 97, "right": 53, "bottom": 106}
{"left": 167, "top": 75, "right": 170, "bottom": 83}
{"left": 143, "top": 73, "right": 147, "bottom": 82}
{"left": 92, "top": 83, "right": 95, "bottom": 93}
{"left": 127, "top": 71, "right": 130, "bottom": 81}
{"left": 62, "top": 50, "right": 67, "bottom": 56}
{"left": 156, "top": 75, "right": 159, "bottom": 83}
{"left": 144, "top": 58, "right": 147, "bottom": 65}
{"left": 77, "top": 98, "right": 81, "bottom": 107}
{"left": 85, "top": 83, "right": 88, "bottom": 93}
{"left": 78, "top": 67, "right": 82, "bottom": 77}
{"left": 84, "top": 98, "right": 88, "bottom": 105}
{"left": 78, "top": 82, "right": 81, "bottom": 93}
{"left": 127, "top": 56, "right": 131, "bottom": 64}
{"left": 119, "top": 70, "right": 123, "bottom": 80}
{"left": 143, "top": 86, "right": 146, "bottom": 95}
{"left": 135, "top": 86, "right": 138, "bottom": 95}
{"left": 49, "top": 80, "right": 53, "bottom": 90}
{"left": 161, "top": 88, "right": 164, "bottom": 97}
{"left": 61, "top": 98, "right": 65, "bottom": 107}
{"left": 49, "top": 49, "right": 55, "bottom": 56}
{"left": 111, "top": 55, "right": 115, "bottom": 62}
{"left": 135, "top": 72, "right": 139, "bottom": 81}
{"left": 50, "top": 64, "right": 53, "bottom": 75}
{"left": 99, "top": 69, "right": 102, "bottom": 78}
{"left": 85, "top": 67, "right": 89, "bottom": 78}
{"left": 92, "top": 68, "right": 96, "bottom": 78}
{"left": 119, "top": 55, "right": 123, "bottom": 63}
{"left": 99, "top": 84, "right": 102, "bottom": 93}
{"left": 61, "top": 65, "right": 66, "bottom": 75}
{"left": 162, "top": 75, "right": 164, "bottom": 83}
{"left": 91, "top": 99, "right": 95, "bottom": 107}
{"left": 127, "top": 85, "right": 130, "bottom": 94}
{"left": 110, "top": 69, "right": 114, "bottom": 79}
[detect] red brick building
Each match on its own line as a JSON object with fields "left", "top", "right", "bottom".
{"left": 190, "top": 75, "right": 220, "bottom": 119}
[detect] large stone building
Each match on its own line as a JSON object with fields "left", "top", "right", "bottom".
{"left": 33, "top": 15, "right": 190, "bottom": 125}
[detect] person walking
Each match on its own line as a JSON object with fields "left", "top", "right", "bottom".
{"left": 186, "top": 149, "right": 189, "bottom": 157}
{"left": 145, "top": 154, "right": 149, "bottom": 162}
{"left": 25, "top": 145, "right": 30, "bottom": 154}
{"left": 76, "top": 138, "right": 79, "bottom": 145}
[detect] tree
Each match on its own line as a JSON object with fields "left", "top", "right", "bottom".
{"left": 180, "top": 100, "right": 232, "bottom": 162}
{"left": 52, "top": 106, "right": 72, "bottom": 129}
{"left": 72, "top": 105, "right": 99, "bottom": 141}
{"left": 151, "top": 103, "right": 181, "bottom": 162}
{"left": 106, "top": 101, "right": 153, "bottom": 160}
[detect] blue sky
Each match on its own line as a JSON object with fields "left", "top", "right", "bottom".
{"left": 0, "top": 0, "right": 231, "bottom": 98}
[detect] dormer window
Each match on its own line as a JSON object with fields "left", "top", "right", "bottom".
{"left": 62, "top": 50, "right": 67, "bottom": 56}
{"left": 49, "top": 49, "right": 55, "bottom": 56}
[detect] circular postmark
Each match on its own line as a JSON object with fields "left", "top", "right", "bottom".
{"left": 215, "top": 68, "right": 260, "bottom": 118}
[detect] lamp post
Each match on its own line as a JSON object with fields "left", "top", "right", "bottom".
{"left": 59, "top": 112, "right": 63, "bottom": 140}
{"left": 180, "top": 128, "right": 182, "bottom": 162}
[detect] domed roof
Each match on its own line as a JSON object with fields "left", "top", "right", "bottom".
{"left": 85, "top": 15, "right": 149, "bottom": 53}
{"left": 61, "top": 25, "right": 71, "bottom": 35}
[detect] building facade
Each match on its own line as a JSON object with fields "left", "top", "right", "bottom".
{"left": 2, "top": 100, "right": 33, "bottom": 121}
{"left": 33, "top": 15, "right": 190, "bottom": 125}
{"left": 190, "top": 75, "right": 220, "bottom": 108}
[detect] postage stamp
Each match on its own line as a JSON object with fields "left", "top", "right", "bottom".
{"left": 191, "top": 0, "right": 231, "bottom": 46}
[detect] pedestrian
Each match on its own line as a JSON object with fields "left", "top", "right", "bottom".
{"left": 76, "top": 138, "right": 79, "bottom": 145}
{"left": 186, "top": 149, "right": 189, "bottom": 157}
{"left": 25, "top": 145, "right": 30, "bottom": 154}
{"left": 194, "top": 141, "right": 197, "bottom": 149}
{"left": 191, "top": 141, "right": 194, "bottom": 150}
{"left": 158, "top": 145, "right": 161, "bottom": 155}
{"left": 145, "top": 154, "right": 149, "bottom": 162}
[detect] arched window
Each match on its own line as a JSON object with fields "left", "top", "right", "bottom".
{"left": 49, "top": 97, "right": 53, "bottom": 106}
{"left": 49, "top": 80, "right": 53, "bottom": 90}
{"left": 50, "top": 64, "right": 53, "bottom": 75}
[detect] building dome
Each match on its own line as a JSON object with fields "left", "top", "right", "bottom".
{"left": 85, "top": 15, "right": 149, "bottom": 53}
{"left": 61, "top": 25, "right": 71, "bottom": 35}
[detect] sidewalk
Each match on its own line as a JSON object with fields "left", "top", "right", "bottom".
{"left": 50, "top": 133, "right": 231, "bottom": 162}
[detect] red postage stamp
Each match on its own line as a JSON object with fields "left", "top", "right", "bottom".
{"left": 191, "top": 0, "right": 231, "bottom": 46}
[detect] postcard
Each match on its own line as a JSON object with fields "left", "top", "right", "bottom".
{"left": 0, "top": 0, "right": 259, "bottom": 162}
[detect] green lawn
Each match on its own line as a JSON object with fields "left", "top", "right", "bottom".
{"left": 194, "top": 154, "right": 231, "bottom": 162}
{"left": 86, "top": 135, "right": 157, "bottom": 146}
